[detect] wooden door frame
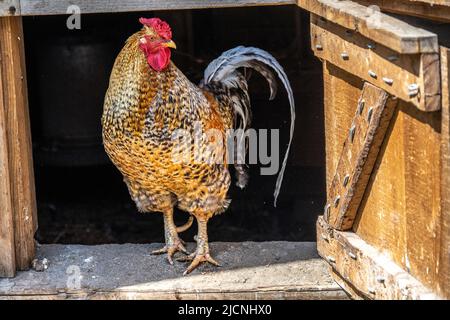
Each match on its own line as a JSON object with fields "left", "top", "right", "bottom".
{"left": 0, "top": 15, "right": 37, "bottom": 277}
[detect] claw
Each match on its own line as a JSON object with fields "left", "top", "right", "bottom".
{"left": 152, "top": 241, "right": 188, "bottom": 265}
{"left": 151, "top": 247, "right": 169, "bottom": 255}
{"left": 182, "top": 253, "right": 221, "bottom": 275}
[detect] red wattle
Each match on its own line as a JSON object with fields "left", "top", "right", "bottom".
{"left": 146, "top": 47, "right": 171, "bottom": 72}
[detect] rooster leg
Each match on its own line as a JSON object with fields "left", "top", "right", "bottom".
{"left": 179, "top": 216, "right": 221, "bottom": 275}
{"left": 151, "top": 208, "right": 188, "bottom": 265}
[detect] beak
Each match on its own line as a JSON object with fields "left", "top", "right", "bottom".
{"left": 163, "top": 39, "right": 177, "bottom": 49}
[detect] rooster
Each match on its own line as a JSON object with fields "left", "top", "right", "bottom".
{"left": 102, "top": 17, "right": 295, "bottom": 274}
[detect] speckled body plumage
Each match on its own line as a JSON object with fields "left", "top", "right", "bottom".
{"left": 103, "top": 31, "right": 233, "bottom": 219}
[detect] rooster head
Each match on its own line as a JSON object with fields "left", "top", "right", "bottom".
{"left": 138, "top": 17, "right": 176, "bottom": 72}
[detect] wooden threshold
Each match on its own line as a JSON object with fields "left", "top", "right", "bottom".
{"left": 0, "top": 242, "right": 348, "bottom": 300}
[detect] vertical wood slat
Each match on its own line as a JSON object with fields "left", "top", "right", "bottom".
{"left": 324, "top": 82, "right": 397, "bottom": 230}
{"left": 0, "top": 16, "right": 37, "bottom": 272}
{"left": 0, "top": 43, "right": 16, "bottom": 277}
{"left": 439, "top": 46, "right": 450, "bottom": 299}
{"left": 323, "top": 62, "right": 363, "bottom": 193}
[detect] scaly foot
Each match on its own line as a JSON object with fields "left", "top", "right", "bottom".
{"left": 177, "top": 216, "right": 220, "bottom": 275}
{"left": 178, "top": 251, "right": 221, "bottom": 275}
{"left": 152, "top": 208, "right": 188, "bottom": 265}
{"left": 152, "top": 238, "right": 188, "bottom": 265}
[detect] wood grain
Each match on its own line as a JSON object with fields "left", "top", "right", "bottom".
{"left": 353, "top": 99, "right": 442, "bottom": 295}
{"left": 352, "top": 0, "right": 450, "bottom": 23}
{"left": 409, "top": 0, "right": 450, "bottom": 5}
{"left": 321, "top": 44, "right": 443, "bottom": 296}
{"left": 323, "top": 62, "right": 363, "bottom": 193}
{"left": 0, "top": 1, "right": 19, "bottom": 17}
{"left": 14, "top": 0, "right": 296, "bottom": 16}
{"left": 439, "top": 46, "right": 450, "bottom": 299}
{"left": 325, "top": 83, "right": 397, "bottom": 230}
{"left": 329, "top": 268, "right": 365, "bottom": 300}
{"left": 0, "top": 42, "right": 15, "bottom": 278}
{"left": 298, "top": 0, "right": 438, "bottom": 54}
{"left": 0, "top": 16, "right": 37, "bottom": 271}
{"left": 317, "top": 216, "right": 440, "bottom": 299}
{"left": 310, "top": 15, "right": 441, "bottom": 112}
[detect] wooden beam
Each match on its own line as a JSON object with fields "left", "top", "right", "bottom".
{"left": 352, "top": 0, "right": 450, "bottom": 23}
{"left": 324, "top": 83, "right": 397, "bottom": 230}
{"left": 298, "top": 0, "right": 438, "bottom": 54}
{"left": 439, "top": 46, "right": 450, "bottom": 299}
{"left": 0, "top": 1, "right": 20, "bottom": 17}
{"left": 0, "top": 49, "right": 16, "bottom": 278}
{"left": 410, "top": 0, "right": 450, "bottom": 5}
{"left": 9, "top": 0, "right": 296, "bottom": 16}
{"left": 316, "top": 216, "right": 440, "bottom": 299}
{"left": 0, "top": 16, "right": 37, "bottom": 271}
{"left": 310, "top": 15, "right": 441, "bottom": 111}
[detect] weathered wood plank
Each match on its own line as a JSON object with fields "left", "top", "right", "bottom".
{"left": 353, "top": 98, "right": 442, "bottom": 296}
{"left": 13, "top": 0, "right": 296, "bottom": 16}
{"left": 298, "top": 0, "right": 438, "bottom": 54}
{"left": 329, "top": 268, "right": 365, "bottom": 300}
{"left": 0, "top": 243, "right": 348, "bottom": 300}
{"left": 0, "top": 16, "right": 37, "bottom": 271}
{"left": 353, "top": 0, "right": 450, "bottom": 23}
{"left": 317, "top": 216, "right": 440, "bottom": 299}
{"left": 310, "top": 15, "right": 441, "bottom": 111}
{"left": 439, "top": 46, "right": 450, "bottom": 299}
{"left": 325, "top": 83, "right": 397, "bottom": 230}
{"left": 410, "top": 0, "right": 450, "bottom": 5}
{"left": 323, "top": 62, "right": 363, "bottom": 192}
{"left": 1, "top": 288, "right": 346, "bottom": 300}
{"left": 0, "top": 49, "right": 15, "bottom": 278}
{"left": 0, "top": 1, "right": 20, "bottom": 17}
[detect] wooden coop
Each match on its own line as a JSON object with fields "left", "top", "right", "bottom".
{"left": 0, "top": 0, "right": 449, "bottom": 300}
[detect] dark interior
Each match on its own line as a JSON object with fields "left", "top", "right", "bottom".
{"left": 23, "top": 5, "right": 325, "bottom": 244}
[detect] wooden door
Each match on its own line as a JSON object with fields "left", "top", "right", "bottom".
{"left": 298, "top": 0, "right": 450, "bottom": 299}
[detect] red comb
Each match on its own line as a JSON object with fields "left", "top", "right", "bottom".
{"left": 139, "top": 17, "right": 172, "bottom": 40}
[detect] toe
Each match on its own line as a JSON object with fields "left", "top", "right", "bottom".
{"left": 167, "top": 247, "right": 177, "bottom": 265}
{"left": 152, "top": 240, "right": 188, "bottom": 264}
{"left": 177, "top": 253, "right": 194, "bottom": 262}
{"left": 183, "top": 256, "right": 203, "bottom": 275}
{"left": 182, "top": 254, "right": 221, "bottom": 275}
{"left": 205, "top": 254, "right": 221, "bottom": 267}
{"left": 151, "top": 247, "right": 168, "bottom": 255}
{"left": 178, "top": 243, "right": 188, "bottom": 254}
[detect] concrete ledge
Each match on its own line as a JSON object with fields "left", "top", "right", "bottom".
{"left": 0, "top": 242, "right": 348, "bottom": 300}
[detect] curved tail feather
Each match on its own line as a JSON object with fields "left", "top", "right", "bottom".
{"left": 201, "top": 46, "right": 296, "bottom": 207}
